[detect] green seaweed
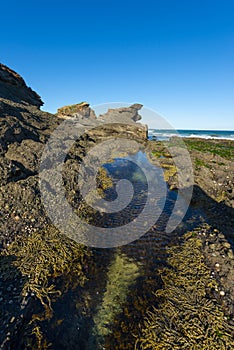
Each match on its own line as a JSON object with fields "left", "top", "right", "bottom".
{"left": 194, "top": 158, "right": 211, "bottom": 170}
{"left": 89, "top": 252, "right": 140, "bottom": 347}
{"left": 148, "top": 138, "right": 234, "bottom": 161}
{"left": 184, "top": 139, "right": 234, "bottom": 160}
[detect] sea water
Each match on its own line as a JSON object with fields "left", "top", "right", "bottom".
{"left": 148, "top": 129, "right": 234, "bottom": 141}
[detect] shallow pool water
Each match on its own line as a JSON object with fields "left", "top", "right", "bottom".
{"left": 37, "top": 151, "right": 206, "bottom": 349}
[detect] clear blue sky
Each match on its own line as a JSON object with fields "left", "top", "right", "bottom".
{"left": 1, "top": 0, "right": 233, "bottom": 130}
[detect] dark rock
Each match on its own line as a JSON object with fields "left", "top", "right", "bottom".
{"left": 0, "top": 63, "right": 43, "bottom": 108}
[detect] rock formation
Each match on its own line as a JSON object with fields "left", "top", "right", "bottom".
{"left": 57, "top": 102, "right": 97, "bottom": 119}
{"left": 0, "top": 63, "right": 148, "bottom": 249}
{"left": 99, "top": 103, "right": 143, "bottom": 123}
{"left": 0, "top": 63, "right": 43, "bottom": 107}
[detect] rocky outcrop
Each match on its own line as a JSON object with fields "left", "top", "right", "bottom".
{"left": 57, "top": 102, "right": 145, "bottom": 125}
{"left": 0, "top": 63, "right": 43, "bottom": 107}
{"left": 56, "top": 102, "right": 148, "bottom": 140}
{"left": 99, "top": 103, "right": 143, "bottom": 123}
{"left": 0, "top": 64, "right": 148, "bottom": 250}
{"left": 57, "top": 102, "right": 97, "bottom": 119}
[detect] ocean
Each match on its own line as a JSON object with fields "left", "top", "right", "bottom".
{"left": 148, "top": 129, "right": 234, "bottom": 141}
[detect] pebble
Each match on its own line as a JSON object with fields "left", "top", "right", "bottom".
{"left": 215, "top": 263, "right": 220, "bottom": 268}
{"left": 8, "top": 300, "right": 13, "bottom": 305}
{"left": 220, "top": 291, "right": 225, "bottom": 296}
{"left": 223, "top": 242, "right": 231, "bottom": 249}
{"left": 10, "top": 317, "right": 15, "bottom": 323}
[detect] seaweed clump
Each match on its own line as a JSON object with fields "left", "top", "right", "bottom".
{"left": 135, "top": 232, "right": 234, "bottom": 349}
{"left": 0, "top": 225, "right": 91, "bottom": 349}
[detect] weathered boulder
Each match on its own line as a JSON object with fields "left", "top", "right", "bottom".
{"left": 0, "top": 63, "right": 43, "bottom": 107}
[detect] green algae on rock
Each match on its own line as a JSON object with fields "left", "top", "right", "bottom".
{"left": 89, "top": 252, "right": 140, "bottom": 347}
{"left": 147, "top": 138, "right": 234, "bottom": 208}
{"left": 135, "top": 231, "right": 234, "bottom": 350}
{"left": 57, "top": 102, "right": 92, "bottom": 117}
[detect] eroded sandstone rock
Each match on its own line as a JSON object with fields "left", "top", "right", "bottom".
{"left": 57, "top": 102, "right": 97, "bottom": 119}
{"left": 99, "top": 103, "right": 143, "bottom": 123}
